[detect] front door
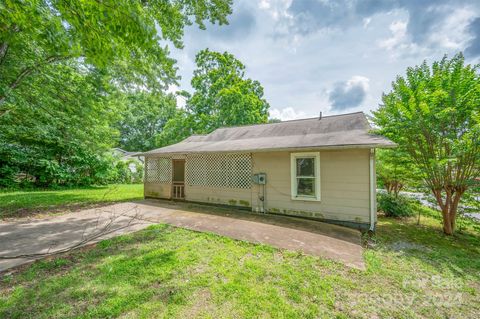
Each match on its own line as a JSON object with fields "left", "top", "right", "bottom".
{"left": 172, "top": 159, "right": 185, "bottom": 199}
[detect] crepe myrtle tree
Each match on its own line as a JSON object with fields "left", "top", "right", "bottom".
{"left": 373, "top": 53, "right": 480, "bottom": 235}
{"left": 0, "top": 0, "right": 232, "bottom": 114}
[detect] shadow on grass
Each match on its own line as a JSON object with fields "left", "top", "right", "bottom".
{"left": 0, "top": 185, "right": 111, "bottom": 194}
{"left": 0, "top": 193, "right": 95, "bottom": 217}
{"left": 374, "top": 215, "right": 480, "bottom": 278}
{"left": 0, "top": 186, "right": 140, "bottom": 219}
{"left": 0, "top": 207, "right": 145, "bottom": 262}
{"left": 0, "top": 225, "right": 181, "bottom": 318}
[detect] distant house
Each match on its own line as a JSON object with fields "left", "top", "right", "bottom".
{"left": 112, "top": 148, "right": 144, "bottom": 173}
{"left": 140, "top": 112, "right": 395, "bottom": 230}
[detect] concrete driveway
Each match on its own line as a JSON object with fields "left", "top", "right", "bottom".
{"left": 0, "top": 199, "right": 364, "bottom": 272}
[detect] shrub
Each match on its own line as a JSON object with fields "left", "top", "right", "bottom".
{"left": 129, "top": 160, "right": 144, "bottom": 183}
{"left": 107, "top": 159, "right": 144, "bottom": 184}
{"left": 0, "top": 144, "right": 144, "bottom": 189}
{"left": 377, "top": 192, "right": 416, "bottom": 217}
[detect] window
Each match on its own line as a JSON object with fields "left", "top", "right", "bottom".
{"left": 290, "top": 152, "right": 320, "bottom": 201}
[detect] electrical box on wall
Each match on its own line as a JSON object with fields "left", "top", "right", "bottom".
{"left": 252, "top": 173, "right": 266, "bottom": 184}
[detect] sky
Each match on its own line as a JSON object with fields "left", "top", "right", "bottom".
{"left": 170, "top": 0, "right": 480, "bottom": 120}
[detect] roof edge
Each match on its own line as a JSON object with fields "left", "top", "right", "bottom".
{"left": 139, "top": 142, "right": 396, "bottom": 157}
{"left": 212, "top": 111, "right": 366, "bottom": 131}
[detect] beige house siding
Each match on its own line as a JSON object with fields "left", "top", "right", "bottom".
{"left": 143, "top": 148, "right": 373, "bottom": 225}
{"left": 185, "top": 185, "right": 251, "bottom": 207}
{"left": 144, "top": 182, "right": 171, "bottom": 199}
{"left": 251, "top": 149, "right": 371, "bottom": 223}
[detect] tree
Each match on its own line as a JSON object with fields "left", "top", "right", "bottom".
{"left": 116, "top": 92, "right": 178, "bottom": 152}
{"left": 0, "top": 59, "right": 119, "bottom": 187}
{"left": 0, "top": 0, "right": 233, "bottom": 113}
{"left": 155, "top": 109, "right": 197, "bottom": 147}
{"left": 186, "top": 49, "right": 270, "bottom": 133}
{"left": 0, "top": 0, "right": 233, "bottom": 187}
{"left": 373, "top": 54, "right": 480, "bottom": 235}
{"left": 155, "top": 50, "right": 271, "bottom": 147}
{"left": 268, "top": 118, "right": 282, "bottom": 123}
{"left": 376, "top": 148, "right": 418, "bottom": 196}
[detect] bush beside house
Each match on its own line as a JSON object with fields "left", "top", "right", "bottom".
{"left": 377, "top": 192, "right": 416, "bottom": 218}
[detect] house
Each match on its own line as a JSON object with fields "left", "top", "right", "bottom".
{"left": 112, "top": 148, "right": 144, "bottom": 173}
{"left": 140, "top": 112, "right": 395, "bottom": 230}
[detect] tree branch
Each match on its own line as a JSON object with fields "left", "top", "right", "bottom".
{"left": 0, "top": 55, "right": 72, "bottom": 109}
{"left": 0, "top": 205, "right": 145, "bottom": 261}
{"left": 0, "top": 42, "right": 8, "bottom": 66}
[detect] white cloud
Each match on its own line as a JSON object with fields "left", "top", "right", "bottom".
{"left": 269, "top": 107, "right": 307, "bottom": 121}
{"left": 379, "top": 20, "right": 410, "bottom": 50}
{"left": 258, "top": 0, "right": 292, "bottom": 21}
{"left": 166, "top": 84, "right": 179, "bottom": 94}
{"left": 348, "top": 76, "right": 370, "bottom": 91}
{"left": 167, "top": 84, "right": 187, "bottom": 108}
{"left": 429, "top": 8, "right": 477, "bottom": 50}
{"left": 171, "top": 0, "right": 480, "bottom": 118}
{"left": 363, "top": 17, "right": 372, "bottom": 28}
{"left": 379, "top": 7, "right": 478, "bottom": 59}
{"left": 259, "top": 0, "right": 271, "bottom": 10}
{"left": 382, "top": 20, "right": 407, "bottom": 48}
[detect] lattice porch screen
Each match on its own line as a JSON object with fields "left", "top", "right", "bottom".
{"left": 144, "top": 157, "right": 172, "bottom": 183}
{"left": 186, "top": 153, "right": 252, "bottom": 189}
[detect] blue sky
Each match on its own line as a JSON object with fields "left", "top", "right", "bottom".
{"left": 170, "top": 0, "right": 480, "bottom": 120}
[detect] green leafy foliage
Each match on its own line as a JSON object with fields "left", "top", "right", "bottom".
{"left": 376, "top": 148, "right": 419, "bottom": 195}
{"left": 116, "top": 92, "right": 178, "bottom": 152}
{"left": 188, "top": 49, "right": 270, "bottom": 132}
{"left": 372, "top": 53, "right": 480, "bottom": 234}
{"left": 377, "top": 192, "right": 416, "bottom": 218}
{"left": 155, "top": 108, "right": 197, "bottom": 147}
{"left": 0, "top": 0, "right": 233, "bottom": 110}
{"left": 0, "top": 0, "right": 233, "bottom": 188}
{"left": 0, "top": 60, "right": 120, "bottom": 187}
{"left": 462, "top": 185, "right": 480, "bottom": 211}
{"left": 157, "top": 49, "right": 270, "bottom": 146}
{"left": 111, "top": 159, "right": 144, "bottom": 184}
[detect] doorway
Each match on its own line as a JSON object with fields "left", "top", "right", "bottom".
{"left": 172, "top": 159, "right": 185, "bottom": 199}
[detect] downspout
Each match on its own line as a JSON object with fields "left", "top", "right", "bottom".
{"left": 369, "top": 148, "right": 376, "bottom": 231}
{"left": 262, "top": 183, "right": 266, "bottom": 214}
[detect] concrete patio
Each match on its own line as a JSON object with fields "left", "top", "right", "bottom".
{"left": 0, "top": 199, "right": 365, "bottom": 272}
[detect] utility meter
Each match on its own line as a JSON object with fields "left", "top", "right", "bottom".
{"left": 252, "top": 173, "right": 266, "bottom": 184}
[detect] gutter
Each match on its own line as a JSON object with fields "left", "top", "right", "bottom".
{"left": 369, "top": 148, "right": 376, "bottom": 232}
{"left": 139, "top": 143, "right": 396, "bottom": 157}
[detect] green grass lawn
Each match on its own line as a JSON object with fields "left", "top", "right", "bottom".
{"left": 0, "top": 184, "right": 144, "bottom": 219}
{"left": 1, "top": 213, "right": 479, "bottom": 319}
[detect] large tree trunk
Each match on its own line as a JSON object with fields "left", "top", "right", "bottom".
{"left": 433, "top": 188, "right": 463, "bottom": 235}
{"left": 441, "top": 206, "right": 454, "bottom": 235}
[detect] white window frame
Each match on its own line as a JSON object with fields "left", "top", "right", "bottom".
{"left": 290, "top": 152, "right": 321, "bottom": 201}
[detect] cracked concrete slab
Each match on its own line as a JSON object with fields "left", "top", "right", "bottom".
{"left": 0, "top": 199, "right": 364, "bottom": 272}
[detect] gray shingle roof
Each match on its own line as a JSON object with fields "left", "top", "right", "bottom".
{"left": 142, "top": 112, "right": 395, "bottom": 155}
